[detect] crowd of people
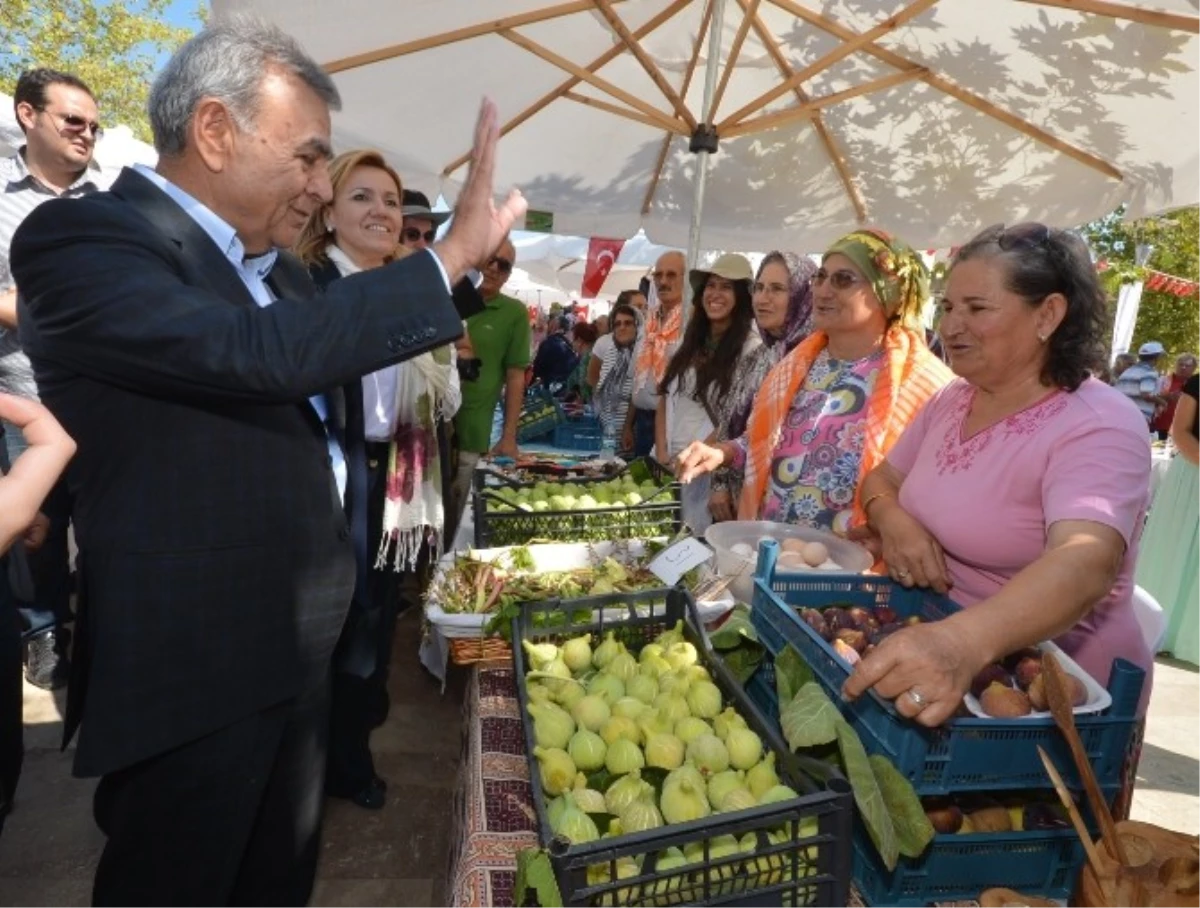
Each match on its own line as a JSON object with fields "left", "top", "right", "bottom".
{"left": 0, "top": 13, "right": 1193, "bottom": 908}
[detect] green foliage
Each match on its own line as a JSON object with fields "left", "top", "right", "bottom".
{"left": 0, "top": 0, "right": 199, "bottom": 142}
{"left": 1082, "top": 205, "right": 1200, "bottom": 361}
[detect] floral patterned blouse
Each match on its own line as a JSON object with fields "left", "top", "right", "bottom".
{"left": 736, "top": 348, "right": 883, "bottom": 534}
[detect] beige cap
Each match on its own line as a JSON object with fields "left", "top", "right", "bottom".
{"left": 689, "top": 253, "right": 754, "bottom": 298}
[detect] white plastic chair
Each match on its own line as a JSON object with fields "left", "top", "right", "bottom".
{"left": 1132, "top": 584, "right": 1168, "bottom": 654}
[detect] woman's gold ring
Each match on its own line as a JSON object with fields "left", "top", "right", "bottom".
{"left": 896, "top": 568, "right": 910, "bottom": 578}
{"left": 906, "top": 688, "right": 928, "bottom": 709}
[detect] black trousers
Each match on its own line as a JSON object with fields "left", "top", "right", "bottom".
{"left": 326, "top": 442, "right": 401, "bottom": 796}
{"left": 91, "top": 677, "right": 330, "bottom": 906}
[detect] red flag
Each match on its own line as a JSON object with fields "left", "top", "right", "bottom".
{"left": 581, "top": 237, "right": 626, "bottom": 299}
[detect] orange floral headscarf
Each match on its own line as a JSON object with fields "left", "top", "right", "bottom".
{"left": 738, "top": 326, "right": 953, "bottom": 526}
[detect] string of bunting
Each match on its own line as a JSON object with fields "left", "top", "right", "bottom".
{"left": 1143, "top": 269, "right": 1199, "bottom": 297}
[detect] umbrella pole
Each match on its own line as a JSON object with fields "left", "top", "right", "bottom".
{"left": 685, "top": 0, "right": 727, "bottom": 327}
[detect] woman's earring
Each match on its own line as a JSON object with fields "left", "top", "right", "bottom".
{"left": 1037, "top": 332, "right": 1048, "bottom": 343}
{"left": 325, "top": 222, "right": 334, "bottom": 234}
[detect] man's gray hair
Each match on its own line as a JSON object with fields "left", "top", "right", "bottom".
{"left": 148, "top": 14, "right": 341, "bottom": 156}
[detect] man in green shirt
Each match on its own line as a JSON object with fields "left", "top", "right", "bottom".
{"left": 451, "top": 236, "right": 531, "bottom": 516}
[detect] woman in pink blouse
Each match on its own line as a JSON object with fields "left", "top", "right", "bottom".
{"left": 845, "top": 223, "right": 1154, "bottom": 733}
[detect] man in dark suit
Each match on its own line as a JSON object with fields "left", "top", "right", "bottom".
{"left": 10, "top": 16, "right": 525, "bottom": 906}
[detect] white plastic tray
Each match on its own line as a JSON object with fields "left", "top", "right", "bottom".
{"left": 962, "top": 639, "right": 1112, "bottom": 719}
{"left": 424, "top": 539, "right": 734, "bottom": 639}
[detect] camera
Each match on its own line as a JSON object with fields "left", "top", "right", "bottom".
{"left": 457, "top": 357, "right": 482, "bottom": 382}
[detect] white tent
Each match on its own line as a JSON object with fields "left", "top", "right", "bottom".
{"left": 212, "top": 0, "right": 1199, "bottom": 256}
{"left": 0, "top": 92, "right": 157, "bottom": 185}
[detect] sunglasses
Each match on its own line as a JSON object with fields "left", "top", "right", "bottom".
{"left": 613, "top": 318, "right": 637, "bottom": 328}
{"left": 39, "top": 108, "right": 103, "bottom": 139}
{"left": 812, "top": 268, "right": 861, "bottom": 290}
{"left": 486, "top": 256, "right": 513, "bottom": 274}
{"left": 995, "top": 221, "right": 1052, "bottom": 252}
{"left": 402, "top": 226, "right": 435, "bottom": 244}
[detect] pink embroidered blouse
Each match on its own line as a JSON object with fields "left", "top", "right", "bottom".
{"left": 886, "top": 378, "right": 1154, "bottom": 710}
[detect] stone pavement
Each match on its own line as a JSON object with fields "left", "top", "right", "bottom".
{"left": 0, "top": 613, "right": 1195, "bottom": 906}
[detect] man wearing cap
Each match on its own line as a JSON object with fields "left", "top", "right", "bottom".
{"left": 399, "top": 189, "right": 444, "bottom": 251}
{"left": 1116, "top": 341, "right": 1169, "bottom": 425}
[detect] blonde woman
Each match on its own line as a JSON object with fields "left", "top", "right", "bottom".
{"left": 295, "top": 150, "right": 460, "bottom": 809}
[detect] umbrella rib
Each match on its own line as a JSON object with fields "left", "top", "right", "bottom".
{"left": 736, "top": 0, "right": 867, "bottom": 223}
{"left": 322, "top": 0, "right": 630, "bottom": 73}
{"left": 718, "top": 0, "right": 940, "bottom": 130}
{"left": 592, "top": 0, "right": 698, "bottom": 130}
{"left": 499, "top": 29, "right": 686, "bottom": 135}
{"left": 1014, "top": 0, "right": 1198, "bottom": 33}
{"left": 441, "top": 0, "right": 692, "bottom": 177}
{"left": 563, "top": 90, "right": 690, "bottom": 134}
{"left": 708, "top": 0, "right": 764, "bottom": 123}
{"left": 643, "top": 0, "right": 716, "bottom": 216}
{"left": 769, "top": 0, "right": 1124, "bottom": 181}
{"left": 722, "top": 68, "right": 929, "bottom": 138}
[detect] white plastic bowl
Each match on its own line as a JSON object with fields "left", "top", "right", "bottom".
{"left": 704, "top": 520, "right": 874, "bottom": 603}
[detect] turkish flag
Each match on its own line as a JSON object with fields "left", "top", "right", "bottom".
{"left": 581, "top": 237, "right": 626, "bottom": 299}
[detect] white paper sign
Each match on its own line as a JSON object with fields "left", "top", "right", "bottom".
{"left": 648, "top": 537, "right": 714, "bottom": 586}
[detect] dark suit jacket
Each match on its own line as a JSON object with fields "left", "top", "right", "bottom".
{"left": 10, "top": 168, "right": 463, "bottom": 776}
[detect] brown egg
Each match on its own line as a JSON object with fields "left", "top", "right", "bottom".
{"left": 780, "top": 538, "right": 807, "bottom": 555}
{"left": 802, "top": 541, "right": 829, "bottom": 567}
{"left": 777, "top": 551, "right": 809, "bottom": 570}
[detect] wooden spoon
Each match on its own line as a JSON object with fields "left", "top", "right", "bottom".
{"left": 1041, "top": 652, "right": 1129, "bottom": 866}
{"left": 1038, "top": 745, "right": 1113, "bottom": 901}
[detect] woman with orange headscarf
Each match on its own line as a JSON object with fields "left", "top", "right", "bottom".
{"left": 676, "top": 229, "right": 952, "bottom": 536}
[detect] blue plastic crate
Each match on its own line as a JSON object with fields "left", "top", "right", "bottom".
{"left": 850, "top": 818, "right": 1085, "bottom": 906}
{"left": 748, "top": 540, "right": 1144, "bottom": 794}
{"left": 553, "top": 416, "right": 603, "bottom": 452}
{"left": 744, "top": 657, "right": 1107, "bottom": 905}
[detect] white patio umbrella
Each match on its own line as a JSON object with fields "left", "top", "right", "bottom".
{"left": 211, "top": 0, "right": 1199, "bottom": 258}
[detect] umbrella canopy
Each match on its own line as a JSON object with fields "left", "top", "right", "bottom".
{"left": 512, "top": 229, "right": 674, "bottom": 295}
{"left": 211, "top": 0, "right": 1199, "bottom": 251}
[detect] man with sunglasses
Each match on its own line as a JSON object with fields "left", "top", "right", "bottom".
{"left": 0, "top": 68, "right": 104, "bottom": 693}
{"left": 450, "top": 237, "right": 530, "bottom": 518}
{"left": 398, "top": 189, "right": 447, "bottom": 251}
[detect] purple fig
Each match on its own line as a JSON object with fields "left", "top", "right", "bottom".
{"left": 969, "top": 664, "right": 1014, "bottom": 699}
{"left": 799, "top": 607, "right": 831, "bottom": 640}
{"left": 1023, "top": 802, "right": 1070, "bottom": 831}
{"left": 823, "top": 607, "right": 853, "bottom": 633}
{"left": 873, "top": 605, "right": 899, "bottom": 626}
{"left": 835, "top": 627, "right": 869, "bottom": 654}
{"left": 1002, "top": 647, "right": 1041, "bottom": 672}
{"left": 846, "top": 606, "right": 879, "bottom": 632}
{"left": 1013, "top": 655, "right": 1043, "bottom": 690}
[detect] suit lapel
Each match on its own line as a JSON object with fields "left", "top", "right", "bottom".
{"left": 109, "top": 169, "right": 258, "bottom": 311}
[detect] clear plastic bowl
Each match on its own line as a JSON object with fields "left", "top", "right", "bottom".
{"left": 704, "top": 520, "right": 874, "bottom": 603}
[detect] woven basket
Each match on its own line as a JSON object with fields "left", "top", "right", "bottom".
{"left": 449, "top": 636, "right": 513, "bottom": 666}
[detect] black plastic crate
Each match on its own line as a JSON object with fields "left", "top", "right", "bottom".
{"left": 473, "top": 457, "right": 681, "bottom": 548}
{"left": 512, "top": 588, "right": 854, "bottom": 907}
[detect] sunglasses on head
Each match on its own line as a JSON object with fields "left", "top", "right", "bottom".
{"left": 40, "top": 108, "right": 103, "bottom": 139}
{"left": 487, "top": 256, "right": 513, "bottom": 274}
{"left": 995, "top": 222, "right": 1052, "bottom": 252}
{"left": 402, "top": 226, "right": 435, "bottom": 244}
{"left": 813, "top": 268, "right": 861, "bottom": 290}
